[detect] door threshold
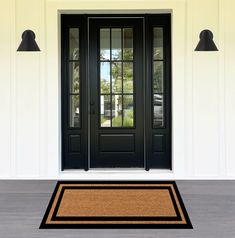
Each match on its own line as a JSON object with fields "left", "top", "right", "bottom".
{"left": 59, "top": 169, "right": 174, "bottom": 180}
{"left": 61, "top": 169, "right": 172, "bottom": 173}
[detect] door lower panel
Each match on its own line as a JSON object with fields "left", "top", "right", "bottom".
{"left": 99, "top": 134, "right": 135, "bottom": 152}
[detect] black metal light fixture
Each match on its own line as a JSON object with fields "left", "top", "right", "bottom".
{"left": 17, "top": 30, "right": 40, "bottom": 51}
{"left": 194, "top": 29, "right": 218, "bottom": 51}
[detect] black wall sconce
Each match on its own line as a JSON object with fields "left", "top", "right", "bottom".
{"left": 17, "top": 30, "right": 40, "bottom": 51}
{"left": 194, "top": 29, "right": 218, "bottom": 51}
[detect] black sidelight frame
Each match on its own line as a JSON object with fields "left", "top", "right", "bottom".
{"left": 61, "top": 14, "right": 171, "bottom": 171}
{"left": 61, "top": 15, "right": 88, "bottom": 170}
{"left": 145, "top": 15, "right": 172, "bottom": 170}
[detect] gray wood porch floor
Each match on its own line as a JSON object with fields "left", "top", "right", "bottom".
{"left": 0, "top": 180, "right": 234, "bottom": 238}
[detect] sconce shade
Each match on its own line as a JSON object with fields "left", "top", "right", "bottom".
{"left": 17, "top": 30, "right": 40, "bottom": 51}
{"left": 194, "top": 30, "right": 218, "bottom": 51}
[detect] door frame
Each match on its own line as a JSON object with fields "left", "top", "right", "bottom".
{"left": 61, "top": 14, "right": 172, "bottom": 171}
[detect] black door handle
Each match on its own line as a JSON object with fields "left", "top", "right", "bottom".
{"left": 90, "top": 101, "right": 95, "bottom": 115}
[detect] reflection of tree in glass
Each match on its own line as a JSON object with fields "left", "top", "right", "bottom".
{"left": 123, "top": 62, "right": 133, "bottom": 93}
{"left": 100, "top": 80, "right": 110, "bottom": 93}
{"left": 71, "top": 64, "right": 80, "bottom": 126}
{"left": 123, "top": 48, "right": 133, "bottom": 60}
{"left": 72, "top": 48, "right": 79, "bottom": 61}
{"left": 110, "top": 51, "right": 133, "bottom": 93}
{"left": 112, "top": 62, "right": 122, "bottom": 93}
{"left": 153, "top": 48, "right": 162, "bottom": 60}
{"left": 100, "top": 62, "right": 110, "bottom": 94}
{"left": 73, "top": 63, "right": 80, "bottom": 93}
{"left": 153, "top": 63, "right": 162, "bottom": 93}
{"left": 123, "top": 110, "right": 133, "bottom": 127}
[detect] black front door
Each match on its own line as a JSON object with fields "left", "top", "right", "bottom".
{"left": 89, "top": 19, "right": 144, "bottom": 168}
{"left": 61, "top": 15, "right": 171, "bottom": 171}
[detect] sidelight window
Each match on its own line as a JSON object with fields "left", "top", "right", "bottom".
{"left": 68, "top": 28, "right": 80, "bottom": 127}
{"left": 153, "top": 27, "right": 164, "bottom": 128}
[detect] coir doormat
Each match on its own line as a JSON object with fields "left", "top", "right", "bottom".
{"left": 40, "top": 181, "right": 192, "bottom": 229}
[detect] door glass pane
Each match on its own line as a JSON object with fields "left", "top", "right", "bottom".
{"left": 69, "top": 28, "right": 79, "bottom": 60}
{"left": 69, "top": 62, "right": 79, "bottom": 93}
{"left": 153, "top": 28, "right": 163, "bottom": 60}
{"left": 112, "top": 95, "right": 122, "bottom": 127}
{"left": 99, "top": 27, "right": 134, "bottom": 128}
{"left": 123, "top": 62, "right": 133, "bottom": 93}
{"left": 153, "top": 61, "right": 163, "bottom": 93}
{"left": 112, "top": 62, "right": 122, "bottom": 93}
{"left": 111, "top": 28, "right": 122, "bottom": 60}
{"left": 123, "top": 95, "right": 134, "bottom": 127}
{"left": 100, "top": 62, "right": 110, "bottom": 93}
{"left": 123, "top": 28, "right": 133, "bottom": 60}
{"left": 100, "top": 29, "right": 110, "bottom": 60}
{"left": 153, "top": 94, "right": 164, "bottom": 127}
{"left": 69, "top": 95, "right": 80, "bottom": 127}
{"left": 100, "top": 95, "right": 111, "bottom": 127}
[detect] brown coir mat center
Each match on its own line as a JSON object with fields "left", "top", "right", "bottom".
{"left": 40, "top": 181, "right": 192, "bottom": 229}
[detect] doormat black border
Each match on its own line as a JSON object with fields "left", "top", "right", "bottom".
{"left": 39, "top": 181, "right": 193, "bottom": 229}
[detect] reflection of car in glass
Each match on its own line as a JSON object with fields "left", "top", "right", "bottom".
{"left": 73, "top": 116, "right": 80, "bottom": 127}
{"left": 153, "top": 94, "right": 163, "bottom": 127}
{"left": 73, "top": 107, "right": 80, "bottom": 127}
